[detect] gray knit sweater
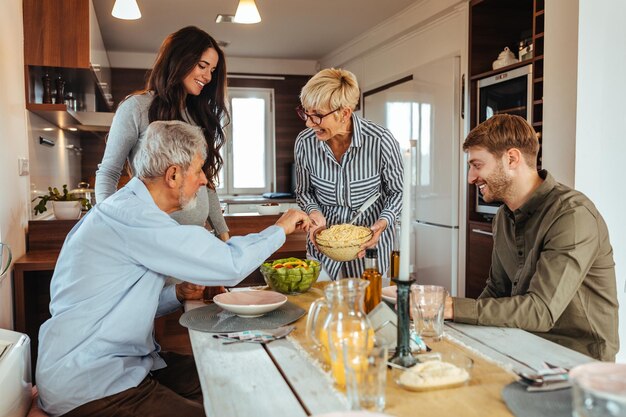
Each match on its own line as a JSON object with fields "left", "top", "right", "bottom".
{"left": 94, "top": 92, "right": 228, "bottom": 234}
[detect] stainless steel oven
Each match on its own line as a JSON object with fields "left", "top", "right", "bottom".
{"left": 478, "top": 64, "right": 533, "bottom": 124}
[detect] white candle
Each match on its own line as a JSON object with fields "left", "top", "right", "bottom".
{"left": 399, "top": 149, "right": 411, "bottom": 281}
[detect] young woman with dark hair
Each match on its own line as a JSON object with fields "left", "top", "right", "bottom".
{"left": 96, "top": 26, "right": 230, "bottom": 242}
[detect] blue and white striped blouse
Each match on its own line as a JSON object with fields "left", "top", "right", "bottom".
{"left": 294, "top": 114, "right": 404, "bottom": 279}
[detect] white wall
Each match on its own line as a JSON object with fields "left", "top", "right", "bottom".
{"left": 575, "top": 0, "right": 626, "bottom": 362}
{"left": 0, "top": 0, "right": 83, "bottom": 328}
{"left": 544, "top": 0, "right": 626, "bottom": 362}
{"left": 321, "top": 0, "right": 467, "bottom": 93}
{"left": 543, "top": 0, "right": 578, "bottom": 187}
{"left": 0, "top": 0, "right": 30, "bottom": 329}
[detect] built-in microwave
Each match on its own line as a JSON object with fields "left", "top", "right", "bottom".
{"left": 475, "top": 64, "right": 533, "bottom": 216}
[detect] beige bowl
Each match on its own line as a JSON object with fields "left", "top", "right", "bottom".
{"left": 314, "top": 225, "right": 372, "bottom": 262}
{"left": 257, "top": 203, "right": 281, "bottom": 215}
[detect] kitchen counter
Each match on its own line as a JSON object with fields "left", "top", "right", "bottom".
{"left": 221, "top": 195, "right": 296, "bottom": 204}
{"left": 221, "top": 196, "right": 298, "bottom": 215}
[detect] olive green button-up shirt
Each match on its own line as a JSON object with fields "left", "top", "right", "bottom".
{"left": 455, "top": 170, "right": 618, "bottom": 361}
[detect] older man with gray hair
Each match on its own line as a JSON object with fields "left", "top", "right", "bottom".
{"left": 36, "top": 121, "right": 311, "bottom": 417}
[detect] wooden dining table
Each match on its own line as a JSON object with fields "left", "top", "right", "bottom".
{"left": 185, "top": 283, "right": 594, "bottom": 417}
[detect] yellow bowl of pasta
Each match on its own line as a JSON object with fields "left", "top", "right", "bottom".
{"left": 314, "top": 224, "right": 373, "bottom": 262}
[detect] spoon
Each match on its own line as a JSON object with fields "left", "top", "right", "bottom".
{"left": 348, "top": 192, "right": 381, "bottom": 225}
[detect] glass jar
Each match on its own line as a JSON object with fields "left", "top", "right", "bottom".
{"left": 306, "top": 278, "right": 374, "bottom": 386}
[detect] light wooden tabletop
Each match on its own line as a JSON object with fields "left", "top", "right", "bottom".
{"left": 187, "top": 283, "right": 594, "bottom": 417}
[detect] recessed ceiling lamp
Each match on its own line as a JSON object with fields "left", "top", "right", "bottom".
{"left": 112, "top": 0, "right": 142, "bottom": 20}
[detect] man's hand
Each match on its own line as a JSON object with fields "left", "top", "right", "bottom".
{"left": 308, "top": 210, "right": 326, "bottom": 248}
{"left": 444, "top": 294, "right": 454, "bottom": 320}
{"left": 357, "top": 219, "right": 388, "bottom": 258}
{"left": 275, "top": 209, "right": 311, "bottom": 235}
{"left": 203, "top": 286, "right": 226, "bottom": 301}
{"left": 175, "top": 282, "right": 205, "bottom": 302}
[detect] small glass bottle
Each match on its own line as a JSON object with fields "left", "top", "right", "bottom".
{"left": 64, "top": 92, "right": 77, "bottom": 111}
{"left": 389, "top": 222, "right": 400, "bottom": 285}
{"left": 362, "top": 248, "right": 382, "bottom": 314}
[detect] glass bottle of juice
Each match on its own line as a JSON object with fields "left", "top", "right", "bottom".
{"left": 362, "top": 248, "right": 382, "bottom": 313}
{"left": 390, "top": 222, "right": 400, "bottom": 285}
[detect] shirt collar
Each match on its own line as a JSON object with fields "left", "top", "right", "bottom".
{"left": 126, "top": 177, "right": 160, "bottom": 208}
{"left": 315, "top": 113, "right": 363, "bottom": 150}
{"left": 503, "top": 169, "right": 555, "bottom": 219}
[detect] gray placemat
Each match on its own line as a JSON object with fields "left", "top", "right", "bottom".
{"left": 502, "top": 382, "right": 572, "bottom": 417}
{"left": 179, "top": 301, "right": 306, "bottom": 333}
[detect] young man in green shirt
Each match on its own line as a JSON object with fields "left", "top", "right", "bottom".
{"left": 446, "top": 114, "right": 618, "bottom": 361}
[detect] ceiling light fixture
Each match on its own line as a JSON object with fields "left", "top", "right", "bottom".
{"left": 112, "top": 0, "right": 142, "bottom": 20}
{"left": 233, "top": 0, "right": 261, "bottom": 24}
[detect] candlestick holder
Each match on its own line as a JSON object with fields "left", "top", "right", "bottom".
{"left": 390, "top": 277, "right": 417, "bottom": 367}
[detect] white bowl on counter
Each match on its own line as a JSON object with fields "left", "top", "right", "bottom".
{"left": 257, "top": 203, "right": 281, "bottom": 215}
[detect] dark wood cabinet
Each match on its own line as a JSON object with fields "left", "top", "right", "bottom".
{"left": 23, "top": 0, "right": 90, "bottom": 69}
{"left": 465, "top": 0, "right": 544, "bottom": 297}
{"left": 466, "top": 221, "right": 494, "bottom": 298}
{"left": 23, "top": 0, "right": 113, "bottom": 129}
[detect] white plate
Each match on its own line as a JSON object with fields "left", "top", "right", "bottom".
{"left": 213, "top": 290, "right": 287, "bottom": 318}
{"left": 382, "top": 286, "right": 397, "bottom": 304}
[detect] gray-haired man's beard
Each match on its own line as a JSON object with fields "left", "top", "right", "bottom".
{"left": 179, "top": 190, "right": 199, "bottom": 212}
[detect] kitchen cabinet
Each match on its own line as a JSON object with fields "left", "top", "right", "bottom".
{"left": 465, "top": 0, "right": 545, "bottom": 296}
{"left": 23, "top": 0, "right": 113, "bottom": 131}
{"left": 466, "top": 221, "right": 493, "bottom": 298}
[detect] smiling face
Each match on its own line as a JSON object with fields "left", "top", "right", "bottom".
{"left": 303, "top": 107, "right": 350, "bottom": 142}
{"left": 467, "top": 147, "right": 513, "bottom": 204}
{"left": 182, "top": 47, "right": 219, "bottom": 96}
{"left": 177, "top": 153, "right": 208, "bottom": 210}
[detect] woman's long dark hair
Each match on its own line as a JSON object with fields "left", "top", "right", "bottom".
{"left": 145, "top": 26, "right": 229, "bottom": 187}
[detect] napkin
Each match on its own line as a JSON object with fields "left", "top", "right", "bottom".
{"left": 212, "top": 325, "right": 295, "bottom": 344}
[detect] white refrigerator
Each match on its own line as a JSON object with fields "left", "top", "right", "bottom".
{"left": 363, "top": 56, "right": 461, "bottom": 295}
{"left": 411, "top": 56, "right": 461, "bottom": 295}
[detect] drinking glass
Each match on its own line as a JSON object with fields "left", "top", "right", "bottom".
{"left": 410, "top": 285, "right": 445, "bottom": 341}
{"left": 571, "top": 363, "right": 626, "bottom": 417}
{"left": 343, "top": 343, "right": 388, "bottom": 412}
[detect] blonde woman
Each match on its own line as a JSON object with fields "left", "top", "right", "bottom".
{"left": 294, "top": 68, "right": 404, "bottom": 280}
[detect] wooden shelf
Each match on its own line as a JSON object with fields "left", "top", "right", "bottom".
{"left": 496, "top": 105, "right": 528, "bottom": 114}
{"left": 26, "top": 103, "right": 112, "bottom": 132}
{"left": 532, "top": 121, "right": 543, "bottom": 127}
{"left": 534, "top": 10, "right": 545, "bottom": 17}
{"left": 470, "top": 60, "right": 533, "bottom": 81}
{"left": 27, "top": 103, "right": 80, "bottom": 129}
{"left": 534, "top": 77, "right": 544, "bottom": 83}
{"left": 533, "top": 99, "right": 543, "bottom": 105}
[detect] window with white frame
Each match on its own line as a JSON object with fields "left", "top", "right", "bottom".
{"left": 386, "top": 101, "right": 432, "bottom": 187}
{"left": 217, "top": 88, "right": 275, "bottom": 195}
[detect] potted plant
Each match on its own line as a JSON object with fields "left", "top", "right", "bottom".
{"left": 32, "top": 185, "right": 91, "bottom": 220}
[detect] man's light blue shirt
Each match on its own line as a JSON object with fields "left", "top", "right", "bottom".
{"left": 36, "top": 178, "right": 285, "bottom": 416}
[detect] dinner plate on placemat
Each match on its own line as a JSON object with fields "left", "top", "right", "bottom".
{"left": 179, "top": 301, "right": 305, "bottom": 333}
{"left": 501, "top": 382, "right": 572, "bottom": 417}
